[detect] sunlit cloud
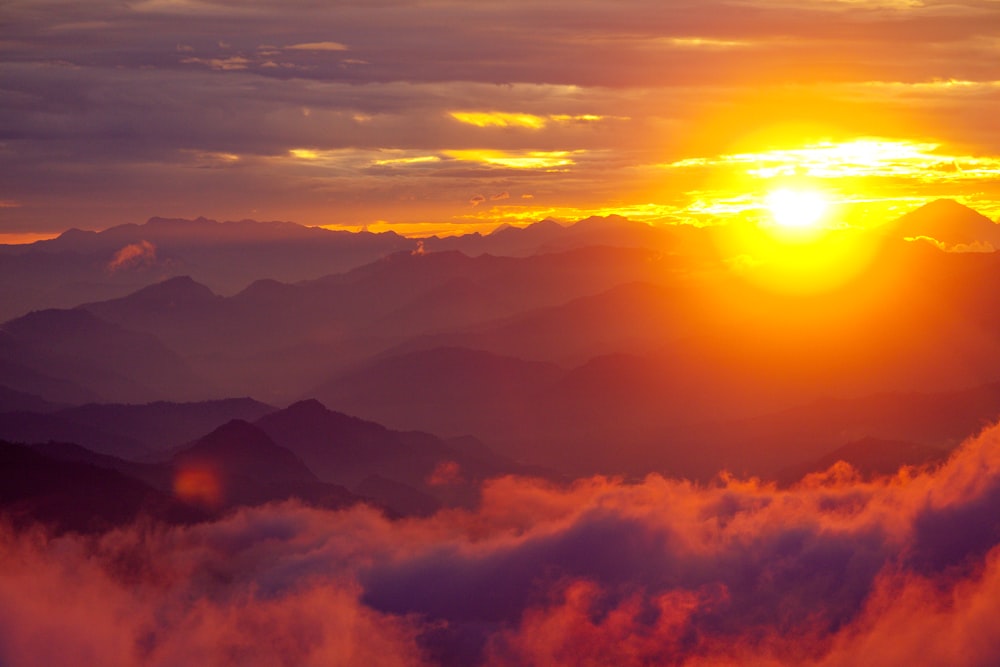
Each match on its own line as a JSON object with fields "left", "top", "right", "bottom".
{"left": 285, "top": 41, "right": 349, "bottom": 52}
{"left": 5, "top": 422, "right": 1000, "bottom": 665}
{"left": 183, "top": 150, "right": 242, "bottom": 168}
{"left": 664, "top": 139, "right": 1000, "bottom": 203}
{"left": 449, "top": 111, "right": 615, "bottom": 129}
{"left": 444, "top": 149, "right": 578, "bottom": 170}
{"left": 905, "top": 236, "right": 996, "bottom": 254}
{"left": 106, "top": 240, "right": 158, "bottom": 273}
{"left": 180, "top": 56, "right": 252, "bottom": 71}
{"left": 371, "top": 155, "right": 440, "bottom": 166}
{"left": 451, "top": 202, "right": 682, "bottom": 228}
{"left": 5, "top": 0, "right": 1000, "bottom": 232}
{"left": 660, "top": 37, "right": 753, "bottom": 49}
{"left": 289, "top": 148, "right": 323, "bottom": 160}
{"left": 449, "top": 111, "right": 548, "bottom": 129}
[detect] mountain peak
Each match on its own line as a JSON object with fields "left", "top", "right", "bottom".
{"left": 3, "top": 307, "right": 103, "bottom": 334}
{"left": 892, "top": 198, "right": 999, "bottom": 249}
{"left": 183, "top": 419, "right": 276, "bottom": 455}
{"left": 131, "top": 275, "right": 216, "bottom": 301}
{"left": 912, "top": 198, "right": 983, "bottom": 216}
{"left": 175, "top": 419, "right": 318, "bottom": 485}
{"left": 281, "top": 398, "right": 333, "bottom": 417}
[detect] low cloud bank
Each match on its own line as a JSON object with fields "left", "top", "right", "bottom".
{"left": 4, "top": 423, "right": 1000, "bottom": 665}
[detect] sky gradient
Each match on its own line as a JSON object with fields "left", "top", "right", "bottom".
{"left": 3, "top": 0, "right": 1000, "bottom": 239}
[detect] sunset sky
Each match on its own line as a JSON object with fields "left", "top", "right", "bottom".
{"left": 2, "top": 0, "right": 1000, "bottom": 239}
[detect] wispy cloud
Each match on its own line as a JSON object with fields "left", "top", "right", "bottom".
{"left": 285, "top": 41, "right": 349, "bottom": 52}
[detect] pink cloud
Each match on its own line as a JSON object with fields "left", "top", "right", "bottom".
{"left": 3, "top": 422, "right": 1000, "bottom": 664}
{"left": 106, "top": 240, "right": 157, "bottom": 273}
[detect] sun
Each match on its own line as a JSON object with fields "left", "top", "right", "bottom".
{"left": 766, "top": 188, "right": 829, "bottom": 230}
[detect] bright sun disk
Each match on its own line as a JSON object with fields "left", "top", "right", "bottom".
{"left": 766, "top": 188, "right": 829, "bottom": 229}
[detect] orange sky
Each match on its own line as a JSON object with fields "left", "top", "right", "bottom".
{"left": 1, "top": 0, "right": 999, "bottom": 238}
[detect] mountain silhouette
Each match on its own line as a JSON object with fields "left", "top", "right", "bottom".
{"left": 309, "top": 347, "right": 562, "bottom": 439}
{"left": 171, "top": 419, "right": 359, "bottom": 509}
{"left": 427, "top": 214, "right": 677, "bottom": 256}
{"left": 0, "top": 384, "right": 64, "bottom": 413}
{"left": 70, "top": 245, "right": 674, "bottom": 402}
{"left": 0, "top": 440, "right": 206, "bottom": 533}
{"left": 255, "top": 399, "right": 521, "bottom": 508}
{"left": 888, "top": 198, "right": 1000, "bottom": 249}
{"left": 0, "top": 411, "right": 147, "bottom": 459}
{"left": 2, "top": 212, "right": 679, "bottom": 322}
{"left": 0, "top": 357, "right": 101, "bottom": 405}
{"left": 6, "top": 201, "right": 1000, "bottom": 482}
{"left": 0, "top": 308, "right": 211, "bottom": 403}
{"left": 0, "top": 215, "right": 414, "bottom": 321}
{"left": 59, "top": 398, "right": 274, "bottom": 454}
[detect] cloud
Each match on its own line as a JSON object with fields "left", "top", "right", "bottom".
{"left": 3, "top": 422, "right": 1000, "bottom": 664}
{"left": 906, "top": 235, "right": 996, "bottom": 253}
{"left": 426, "top": 460, "right": 463, "bottom": 487}
{"left": 0, "top": 513, "right": 427, "bottom": 667}
{"left": 285, "top": 41, "right": 349, "bottom": 52}
{"left": 106, "top": 240, "right": 157, "bottom": 272}
{"left": 5, "top": 0, "right": 1000, "bottom": 231}
{"left": 180, "top": 55, "right": 252, "bottom": 71}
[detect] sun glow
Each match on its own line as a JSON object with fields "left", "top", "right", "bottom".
{"left": 711, "top": 186, "right": 879, "bottom": 294}
{"left": 766, "top": 188, "right": 830, "bottom": 230}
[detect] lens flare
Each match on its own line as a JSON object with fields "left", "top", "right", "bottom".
{"left": 173, "top": 465, "right": 223, "bottom": 507}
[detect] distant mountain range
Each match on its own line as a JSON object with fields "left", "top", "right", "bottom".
{"left": 0, "top": 213, "right": 674, "bottom": 322}
{"left": 7, "top": 201, "right": 989, "bottom": 322}
{"left": 0, "top": 396, "right": 536, "bottom": 522}
{"left": 2, "top": 199, "right": 999, "bottom": 494}
{"left": 0, "top": 386, "right": 971, "bottom": 533}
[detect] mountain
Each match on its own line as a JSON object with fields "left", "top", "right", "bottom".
{"left": 382, "top": 281, "right": 696, "bottom": 365}
{"left": 0, "top": 213, "right": 681, "bottom": 322}
{"left": 0, "top": 358, "right": 100, "bottom": 405}
{"left": 53, "top": 398, "right": 275, "bottom": 455}
{"left": 888, "top": 198, "right": 1000, "bottom": 250}
{"left": 0, "top": 440, "right": 206, "bottom": 533}
{"left": 309, "top": 348, "right": 563, "bottom": 440}
{"left": 0, "top": 398, "right": 274, "bottom": 460}
{"left": 255, "top": 399, "right": 522, "bottom": 508}
{"left": 24, "top": 420, "right": 364, "bottom": 516}
{"left": 82, "top": 275, "right": 222, "bottom": 329}
{"left": 427, "top": 215, "right": 678, "bottom": 257}
{"left": 75, "top": 245, "right": 680, "bottom": 402}
{"left": 171, "top": 419, "right": 358, "bottom": 510}
{"left": 0, "top": 385, "right": 64, "bottom": 414}
{"left": 0, "top": 411, "right": 147, "bottom": 459}
{"left": 0, "top": 308, "right": 211, "bottom": 403}
{"left": 705, "top": 380, "right": 1000, "bottom": 479}
{"left": 0, "top": 216, "right": 415, "bottom": 321}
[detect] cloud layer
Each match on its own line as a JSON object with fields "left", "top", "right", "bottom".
{"left": 4, "top": 421, "right": 1000, "bottom": 665}
{"left": 2, "top": 0, "right": 1000, "bottom": 234}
